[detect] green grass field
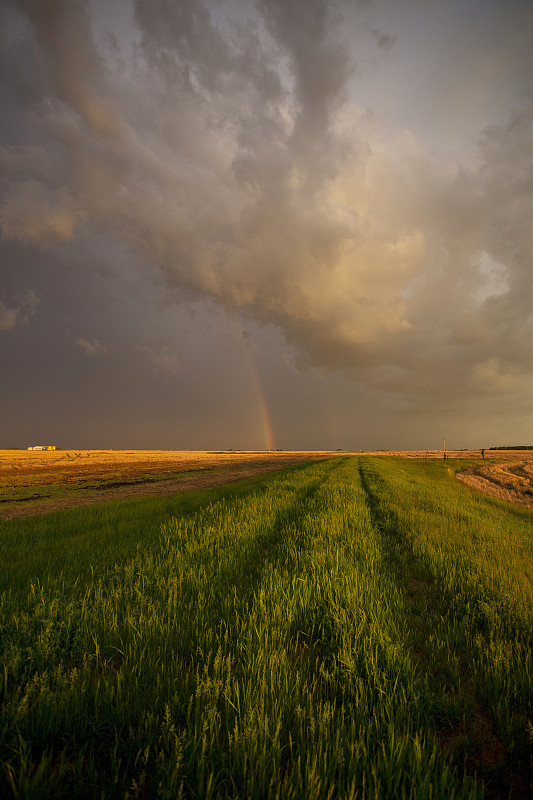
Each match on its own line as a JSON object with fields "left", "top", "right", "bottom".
{"left": 0, "top": 457, "right": 532, "bottom": 799}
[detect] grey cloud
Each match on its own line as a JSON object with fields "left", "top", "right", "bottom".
{"left": 0, "top": 290, "right": 39, "bottom": 331}
{"left": 76, "top": 336, "right": 107, "bottom": 357}
{"left": 142, "top": 345, "right": 182, "bottom": 377}
{"left": 371, "top": 29, "right": 397, "bottom": 52}
{"left": 19, "top": 0, "right": 122, "bottom": 138}
{"left": 0, "top": 0, "right": 532, "bottom": 420}
{"left": 0, "top": 300, "right": 19, "bottom": 331}
{"left": 0, "top": 181, "right": 81, "bottom": 241}
{"left": 240, "top": 328, "right": 252, "bottom": 348}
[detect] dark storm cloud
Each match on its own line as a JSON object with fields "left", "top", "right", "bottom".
{"left": 371, "top": 29, "right": 397, "bottom": 52}
{"left": 1, "top": 0, "right": 532, "bottom": 424}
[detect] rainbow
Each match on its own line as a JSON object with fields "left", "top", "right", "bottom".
{"left": 242, "top": 345, "right": 275, "bottom": 450}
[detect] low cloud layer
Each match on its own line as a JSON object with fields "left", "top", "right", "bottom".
{"left": 1, "top": 0, "right": 532, "bottom": 443}
{"left": 143, "top": 345, "right": 182, "bottom": 377}
{"left": 76, "top": 336, "right": 106, "bottom": 357}
{"left": 0, "top": 289, "right": 39, "bottom": 331}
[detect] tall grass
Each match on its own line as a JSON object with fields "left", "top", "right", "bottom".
{"left": 0, "top": 457, "right": 531, "bottom": 798}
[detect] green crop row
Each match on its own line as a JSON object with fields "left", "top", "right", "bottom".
{"left": 0, "top": 457, "right": 531, "bottom": 798}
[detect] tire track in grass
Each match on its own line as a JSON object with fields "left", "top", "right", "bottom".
{"left": 0, "top": 462, "right": 345, "bottom": 800}
{"left": 220, "top": 460, "right": 342, "bottom": 606}
{"left": 256, "top": 458, "right": 479, "bottom": 800}
{"left": 159, "top": 460, "right": 341, "bottom": 630}
{"left": 87, "top": 464, "right": 330, "bottom": 686}
{"left": 152, "top": 459, "right": 346, "bottom": 799}
{"left": 357, "top": 457, "right": 532, "bottom": 800}
{"left": 0, "top": 458, "right": 486, "bottom": 799}
{"left": 130, "top": 461, "right": 342, "bottom": 680}
{"left": 168, "top": 456, "right": 445, "bottom": 800}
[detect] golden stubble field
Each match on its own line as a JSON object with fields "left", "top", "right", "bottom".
{"left": 0, "top": 449, "right": 338, "bottom": 519}
{"left": 456, "top": 450, "right": 533, "bottom": 509}
{"left": 1, "top": 448, "right": 532, "bottom": 519}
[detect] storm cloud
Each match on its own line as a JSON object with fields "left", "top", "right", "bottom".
{"left": 1, "top": 0, "right": 532, "bottom": 448}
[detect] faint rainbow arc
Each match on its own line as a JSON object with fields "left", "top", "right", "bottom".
{"left": 242, "top": 345, "right": 275, "bottom": 450}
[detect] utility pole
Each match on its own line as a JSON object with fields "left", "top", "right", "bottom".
{"left": 443, "top": 437, "right": 446, "bottom": 460}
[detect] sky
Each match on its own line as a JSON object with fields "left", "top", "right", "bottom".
{"left": 1, "top": 0, "right": 532, "bottom": 451}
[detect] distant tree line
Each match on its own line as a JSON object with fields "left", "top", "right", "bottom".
{"left": 489, "top": 445, "right": 533, "bottom": 450}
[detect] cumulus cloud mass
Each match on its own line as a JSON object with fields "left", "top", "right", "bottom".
{"left": 1, "top": 0, "right": 532, "bottom": 448}
{"left": 76, "top": 336, "right": 106, "bottom": 357}
{"left": 0, "top": 289, "right": 39, "bottom": 331}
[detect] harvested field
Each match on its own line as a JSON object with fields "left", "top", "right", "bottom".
{"left": 456, "top": 450, "right": 533, "bottom": 509}
{"left": 2, "top": 447, "right": 530, "bottom": 519}
{"left": 0, "top": 449, "right": 337, "bottom": 519}
{"left": 355, "top": 449, "right": 488, "bottom": 460}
